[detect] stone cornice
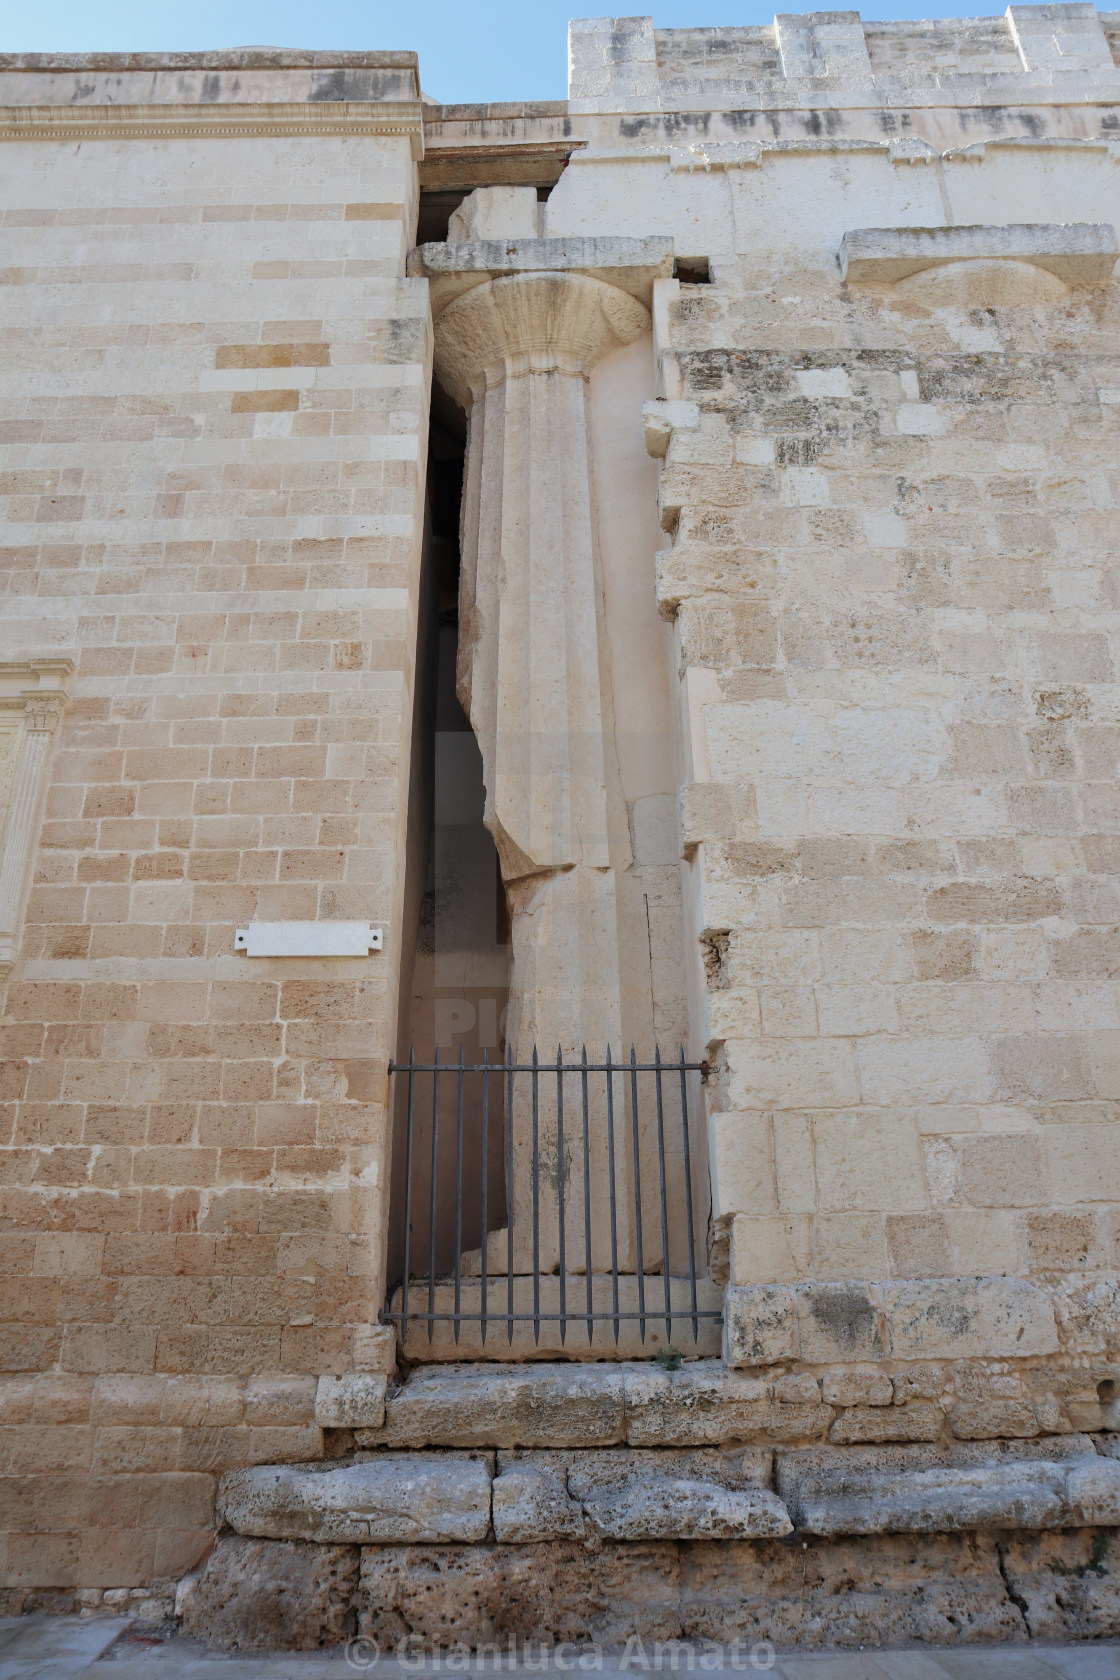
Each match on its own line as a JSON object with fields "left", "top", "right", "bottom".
{"left": 0, "top": 99, "right": 425, "bottom": 158}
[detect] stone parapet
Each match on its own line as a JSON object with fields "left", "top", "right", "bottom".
{"left": 569, "top": 5, "right": 1120, "bottom": 111}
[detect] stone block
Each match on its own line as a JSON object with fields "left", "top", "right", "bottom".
{"left": 882, "top": 1277, "right": 1058, "bottom": 1360}
{"left": 491, "top": 1457, "right": 586, "bottom": 1543}
{"left": 777, "top": 1437, "right": 1119, "bottom": 1535}
{"left": 1001, "top": 1528, "right": 1120, "bottom": 1640}
{"left": 822, "top": 1369, "right": 894, "bottom": 1408}
{"left": 676, "top": 1531, "right": 1024, "bottom": 1647}
{"left": 314, "top": 1375, "right": 387, "bottom": 1430}
{"left": 491, "top": 1447, "right": 789, "bottom": 1542}
{"left": 359, "top": 1541, "right": 681, "bottom": 1648}
{"left": 830, "top": 1402, "right": 945, "bottom": 1444}
{"left": 722, "top": 1284, "right": 797, "bottom": 1367}
{"left": 181, "top": 1535, "right": 358, "bottom": 1650}
{"left": 218, "top": 1455, "right": 493, "bottom": 1544}
{"left": 797, "top": 1283, "right": 885, "bottom": 1364}
{"left": 1054, "top": 1276, "right": 1120, "bottom": 1354}
{"left": 642, "top": 400, "right": 700, "bottom": 459}
{"left": 841, "top": 223, "right": 1119, "bottom": 287}
{"left": 570, "top": 1449, "right": 790, "bottom": 1541}
{"left": 359, "top": 1362, "right": 625, "bottom": 1449}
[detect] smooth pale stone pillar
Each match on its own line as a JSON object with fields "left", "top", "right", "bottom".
{"left": 434, "top": 269, "right": 655, "bottom": 1271}
{"left": 0, "top": 693, "right": 64, "bottom": 974}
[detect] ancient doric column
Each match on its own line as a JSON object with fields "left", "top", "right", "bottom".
{"left": 413, "top": 208, "right": 673, "bottom": 1269}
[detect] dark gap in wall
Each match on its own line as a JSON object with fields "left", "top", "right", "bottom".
{"left": 386, "top": 406, "right": 510, "bottom": 1293}
{"left": 674, "top": 255, "right": 711, "bottom": 283}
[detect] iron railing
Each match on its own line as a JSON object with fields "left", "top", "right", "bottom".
{"left": 382, "top": 1046, "right": 720, "bottom": 1351}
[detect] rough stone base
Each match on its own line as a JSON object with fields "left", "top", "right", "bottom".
{"left": 183, "top": 1529, "right": 1120, "bottom": 1650}
{"left": 181, "top": 1537, "right": 358, "bottom": 1651}
{"left": 1002, "top": 1529, "right": 1120, "bottom": 1641}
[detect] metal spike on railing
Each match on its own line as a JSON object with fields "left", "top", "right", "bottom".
{"left": 581, "top": 1045, "right": 593, "bottom": 1347}
{"left": 557, "top": 1045, "right": 566, "bottom": 1347}
{"left": 480, "top": 1048, "right": 489, "bottom": 1347}
{"left": 427, "top": 1047, "right": 440, "bottom": 1345}
{"left": 453, "top": 1045, "right": 464, "bottom": 1345}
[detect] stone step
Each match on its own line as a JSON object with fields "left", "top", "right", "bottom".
{"left": 219, "top": 1447, "right": 792, "bottom": 1546}
{"left": 220, "top": 1437, "right": 1120, "bottom": 1554}
{"left": 354, "top": 1356, "right": 830, "bottom": 1451}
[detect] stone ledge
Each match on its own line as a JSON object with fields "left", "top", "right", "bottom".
{"left": 840, "top": 221, "right": 1119, "bottom": 285}
{"left": 407, "top": 235, "right": 674, "bottom": 316}
{"left": 777, "top": 1436, "right": 1120, "bottom": 1535}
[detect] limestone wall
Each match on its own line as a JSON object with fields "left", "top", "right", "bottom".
{"left": 0, "top": 82, "right": 428, "bottom": 1592}
{"left": 541, "top": 71, "right": 1120, "bottom": 1382}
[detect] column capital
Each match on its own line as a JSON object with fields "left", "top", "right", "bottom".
{"left": 433, "top": 269, "right": 650, "bottom": 408}
{"left": 21, "top": 690, "right": 67, "bottom": 734}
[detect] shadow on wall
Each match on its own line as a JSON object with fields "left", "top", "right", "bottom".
{"left": 387, "top": 414, "right": 511, "bottom": 1290}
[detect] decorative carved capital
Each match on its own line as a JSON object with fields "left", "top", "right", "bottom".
{"left": 433, "top": 270, "right": 650, "bottom": 408}
{"left": 22, "top": 690, "right": 66, "bottom": 734}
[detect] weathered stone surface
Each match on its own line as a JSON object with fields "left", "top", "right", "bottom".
{"left": 624, "top": 1361, "right": 829, "bottom": 1446}
{"left": 315, "top": 1375, "right": 388, "bottom": 1430}
{"left": 882, "top": 1278, "right": 1059, "bottom": 1361}
{"left": 840, "top": 222, "right": 1119, "bottom": 288}
{"left": 357, "top": 1362, "right": 625, "bottom": 1449}
{"left": 677, "top": 1532, "right": 1025, "bottom": 1647}
{"left": 830, "top": 1401, "right": 945, "bottom": 1444}
{"left": 491, "top": 1458, "right": 586, "bottom": 1543}
{"left": 359, "top": 1542, "right": 682, "bottom": 1647}
{"left": 722, "top": 1285, "right": 797, "bottom": 1367}
{"left": 492, "top": 1447, "right": 789, "bottom": 1541}
{"left": 575, "top": 1476, "right": 791, "bottom": 1541}
{"left": 182, "top": 1536, "right": 358, "bottom": 1650}
{"left": 777, "top": 1437, "right": 1120, "bottom": 1535}
{"left": 361, "top": 1531, "right": 1026, "bottom": 1649}
{"left": 218, "top": 1456, "right": 492, "bottom": 1544}
{"left": 572, "top": 1447, "right": 788, "bottom": 1540}
{"left": 1053, "top": 1276, "right": 1120, "bottom": 1355}
{"left": 725, "top": 1278, "right": 1063, "bottom": 1370}
{"left": 1000, "top": 1528, "right": 1120, "bottom": 1640}
{"left": 798, "top": 1283, "right": 886, "bottom": 1364}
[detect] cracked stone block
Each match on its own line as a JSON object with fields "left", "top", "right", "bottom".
{"left": 357, "top": 1362, "right": 625, "bottom": 1449}
{"left": 493, "top": 1447, "right": 790, "bottom": 1541}
{"left": 777, "top": 1436, "right": 1120, "bottom": 1534}
{"left": 359, "top": 1541, "right": 682, "bottom": 1648}
{"left": 999, "top": 1528, "right": 1120, "bottom": 1639}
{"left": 181, "top": 1536, "right": 358, "bottom": 1650}
{"left": 218, "top": 1455, "right": 493, "bottom": 1544}
{"left": 492, "top": 1457, "right": 587, "bottom": 1542}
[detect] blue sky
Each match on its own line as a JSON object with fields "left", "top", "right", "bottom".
{"left": 7, "top": 0, "right": 1004, "bottom": 105}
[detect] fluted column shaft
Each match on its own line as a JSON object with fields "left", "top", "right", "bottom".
{"left": 434, "top": 269, "right": 651, "bottom": 1267}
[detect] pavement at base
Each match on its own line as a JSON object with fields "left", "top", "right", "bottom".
{"left": 3, "top": 1621, "right": 1120, "bottom": 1680}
